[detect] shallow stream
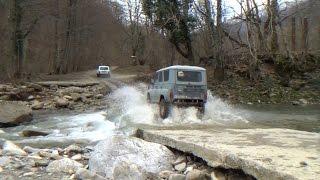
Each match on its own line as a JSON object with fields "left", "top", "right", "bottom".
{"left": 1, "top": 83, "right": 319, "bottom": 148}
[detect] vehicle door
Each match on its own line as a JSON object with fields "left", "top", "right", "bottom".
{"left": 154, "top": 71, "right": 163, "bottom": 102}
{"left": 160, "top": 70, "right": 171, "bottom": 102}
{"left": 149, "top": 72, "right": 159, "bottom": 103}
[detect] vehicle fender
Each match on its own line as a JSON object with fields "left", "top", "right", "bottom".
{"left": 159, "top": 89, "right": 171, "bottom": 102}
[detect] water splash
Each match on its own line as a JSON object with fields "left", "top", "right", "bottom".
{"left": 107, "top": 84, "right": 248, "bottom": 126}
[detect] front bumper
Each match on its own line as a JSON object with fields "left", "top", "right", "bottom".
{"left": 172, "top": 99, "right": 205, "bottom": 107}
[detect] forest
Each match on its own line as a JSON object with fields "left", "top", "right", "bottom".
{"left": 0, "top": 0, "right": 319, "bottom": 103}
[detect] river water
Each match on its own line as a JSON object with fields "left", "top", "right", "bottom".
{"left": 1, "top": 83, "right": 319, "bottom": 147}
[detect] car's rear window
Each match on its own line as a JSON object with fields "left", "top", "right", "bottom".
{"left": 177, "top": 70, "right": 202, "bottom": 82}
{"left": 99, "top": 67, "right": 109, "bottom": 70}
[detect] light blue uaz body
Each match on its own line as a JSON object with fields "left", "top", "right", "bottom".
{"left": 147, "top": 65, "right": 207, "bottom": 119}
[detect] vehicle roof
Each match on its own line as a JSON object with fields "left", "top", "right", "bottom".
{"left": 98, "top": 65, "right": 109, "bottom": 67}
{"left": 157, "top": 65, "right": 206, "bottom": 72}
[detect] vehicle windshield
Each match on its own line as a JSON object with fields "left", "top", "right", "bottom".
{"left": 176, "top": 70, "right": 202, "bottom": 82}
{"left": 99, "top": 66, "right": 109, "bottom": 70}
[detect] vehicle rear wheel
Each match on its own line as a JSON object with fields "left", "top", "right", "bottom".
{"left": 147, "top": 94, "right": 151, "bottom": 104}
{"left": 159, "top": 98, "right": 169, "bottom": 119}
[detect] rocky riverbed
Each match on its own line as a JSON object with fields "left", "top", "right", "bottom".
{"left": 0, "top": 81, "right": 111, "bottom": 127}
{"left": 1, "top": 69, "right": 318, "bottom": 180}
{"left": 0, "top": 134, "right": 254, "bottom": 180}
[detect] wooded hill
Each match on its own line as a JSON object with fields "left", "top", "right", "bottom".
{"left": 0, "top": 0, "right": 319, "bottom": 83}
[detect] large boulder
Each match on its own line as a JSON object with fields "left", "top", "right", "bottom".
{"left": 0, "top": 101, "right": 33, "bottom": 126}
{"left": 89, "top": 136, "right": 175, "bottom": 178}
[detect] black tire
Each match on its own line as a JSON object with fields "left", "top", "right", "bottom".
{"left": 147, "top": 94, "right": 151, "bottom": 104}
{"left": 197, "top": 103, "right": 205, "bottom": 119}
{"left": 159, "top": 98, "right": 170, "bottom": 119}
{"left": 97, "top": 74, "right": 100, "bottom": 77}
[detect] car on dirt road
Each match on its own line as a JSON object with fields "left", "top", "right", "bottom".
{"left": 96, "top": 66, "right": 111, "bottom": 78}
{"left": 147, "top": 65, "right": 207, "bottom": 119}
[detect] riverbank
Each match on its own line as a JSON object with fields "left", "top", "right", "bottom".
{"left": 0, "top": 134, "right": 255, "bottom": 180}
{"left": 207, "top": 67, "right": 320, "bottom": 105}
{"left": 127, "top": 64, "right": 320, "bottom": 105}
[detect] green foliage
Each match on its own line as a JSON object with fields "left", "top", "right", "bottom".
{"left": 0, "top": 0, "right": 8, "bottom": 8}
{"left": 142, "top": 0, "right": 196, "bottom": 57}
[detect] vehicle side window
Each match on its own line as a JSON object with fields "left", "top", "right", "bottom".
{"left": 159, "top": 71, "right": 163, "bottom": 82}
{"left": 164, "top": 70, "right": 169, "bottom": 81}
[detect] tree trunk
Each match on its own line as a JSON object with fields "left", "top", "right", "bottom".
{"left": 53, "top": 0, "right": 63, "bottom": 74}
{"left": 270, "top": 0, "right": 279, "bottom": 55}
{"left": 204, "top": 0, "right": 215, "bottom": 56}
{"left": 301, "top": 17, "right": 308, "bottom": 53}
{"left": 291, "top": 17, "right": 296, "bottom": 51}
{"left": 63, "top": 0, "right": 77, "bottom": 74}
{"left": 9, "top": 0, "right": 22, "bottom": 78}
{"left": 182, "top": 0, "right": 194, "bottom": 64}
{"left": 214, "top": 0, "right": 224, "bottom": 81}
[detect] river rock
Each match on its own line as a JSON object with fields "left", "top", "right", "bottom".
{"left": 33, "top": 159, "right": 49, "bottom": 167}
{"left": 112, "top": 161, "right": 152, "bottom": 180}
{"left": 23, "top": 146, "right": 42, "bottom": 153}
{"left": 173, "top": 155, "right": 187, "bottom": 165}
{"left": 63, "top": 95, "right": 73, "bottom": 101}
{"left": 21, "top": 130, "right": 49, "bottom": 137}
{"left": 46, "top": 158, "right": 83, "bottom": 173}
{"left": 55, "top": 98, "right": 69, "bottom": 108}
{"left": 186, "top": 169, "right": 210, "bottom": 180}
{"left": 97, "top": 84, "right": 111, "bottom": 95}
{"left": 0, "top": 95, "right": 10, "bottom": 101}
{"left": 62, "top": 87, "right": 86, "bottom": 94}
{"left": 0, "top": 101, "right": 33, "bottom": 126}
{"left": 159, "top": 170, "right": 174, "bottom": 179}
{"left": 75, "top": 168, "right": 106, "bottom": 180}
{"left": 169, "top": 174, "right": 186, "bottom": 180}
{"left": 299, "top": 98, "right": 308, "bottom": 105}
{"left": 174, "top": 162, "right": 186, "bottom": 172}
{"left": 70, "top": 93, "right": 82, "bottom": 102}
{"left": 38, "top": 150, "right": 62, "bottom": 160}
{"left": 64, "top": 144, "right": 83, "bottom": 155}
{"left": 95, "top": 94, "right": 104, "bottom": 99}
{"left": 89, "top": 135, "right": 175, "bottom": 178}
{"left": 31, "top": 100, "right": 44, "bottom": 110}
{"left": 71, "top": 154, "right": 82, "bottom": 161}
{"left": 2, "top": 141, "right": 27, "bottom": 156}
{"left": 0, "top": 156, "right": 12, "bottom": 166}
{"left": 27, "top": 95, "right": 35, "bottom": 101}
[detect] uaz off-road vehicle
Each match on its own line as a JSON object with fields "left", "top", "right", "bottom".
{"left": 147, "top": 65, "right": 207, "bottom": 119}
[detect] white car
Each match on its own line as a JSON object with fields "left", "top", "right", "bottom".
{"left": 96, "top": 66, "right": 111, "bottom": 78}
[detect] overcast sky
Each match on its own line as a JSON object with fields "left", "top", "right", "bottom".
{"left": 222, "top": 0, "right": 296, "bottom": 19}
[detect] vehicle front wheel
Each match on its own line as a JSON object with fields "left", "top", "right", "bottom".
{"left": 97, "top": 74, "right": 100, "bottom": 77}
{"left": 159, "top": 98, "right": 170, "bottom": 119}
{"left": 197, "top": 103, "right": 205, "bottom": 119}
